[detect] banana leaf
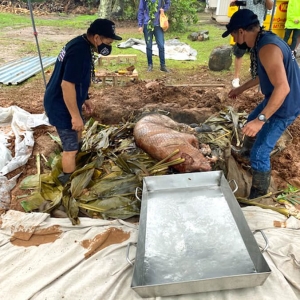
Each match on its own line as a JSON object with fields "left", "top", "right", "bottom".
{"left": 89, "top": 174, "right": 141, "bottom": 198}
{"left": 20, "top": 174, "right": 56, "bottom": 189}
{"left": 62, "top": 193, "right": 80, "bottom": 225}
{"left": 41, "top": 183, "right": 63, "bottom": 203}
{"left": 100, "top": 166, "right": 123, "bottom": 180}
{"left": 79, "top": 196, "right": 140, "bottom": 220}
{"left": 95, "top": 127, "right": 117, "bottom": 151}
{"left": 228, "top": 107, "right": 241, "bottom": 146}
{"left": 101, "top": 206, "right": 140, "bottom": 219}
{"left": 20, "top": 192, "right": 45, "bottom": 212}
{"left": 78, "top": 195, "right": 136, "bottom": 212}
{"left": 113, "top": 138, "right": 135, "bottom": 153}
{"left": 70, "top": 169, "right": 94, "bottom": 198}
{"left": 77, "top": 193, "right": 98, "bottom": 203}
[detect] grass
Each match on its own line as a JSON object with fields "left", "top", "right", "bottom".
{"left": 0, "top": 11, "right": 251, "bottom": 82}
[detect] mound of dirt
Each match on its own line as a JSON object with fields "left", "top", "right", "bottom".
{"left": 2, "top": 65, "right": 300, "bottom": 213}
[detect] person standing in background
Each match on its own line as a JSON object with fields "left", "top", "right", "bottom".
{"left": 229, "top": 0, "right": 274, "bottom": 88}
{"left": 283, "top": 0, "right": 300, "bottom": 57}
{"left": 138, "top": 0, "right": 171, "bottom": 72}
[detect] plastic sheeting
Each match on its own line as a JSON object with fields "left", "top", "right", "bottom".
{"left": 0, "top": 106, "right": 50, "bottom": 209}
{"left": 0, "top": 207, "right": 299, "bottom": 300}
{"left": 117, "top": 38, "right": 197, "bottom": 61}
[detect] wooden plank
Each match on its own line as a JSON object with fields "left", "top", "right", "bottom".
{"left": 98, "top": 54, "right": 137, "bottom": 66}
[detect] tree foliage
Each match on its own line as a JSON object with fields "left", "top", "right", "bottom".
{"left": 167, "top": 0, "right": 199, "bottom": 32}
{"left": 21, "top": 0, "right": 201, "bottom": 31}
{"left": 99, "top": 0, "right": 200, "bottom": 32}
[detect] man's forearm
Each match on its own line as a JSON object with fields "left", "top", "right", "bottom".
{"left": 240, "top": 77, "right": 260, "bottom": 92}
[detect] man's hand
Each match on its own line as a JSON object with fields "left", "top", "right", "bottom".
{"left": 228, "top": 86, "right": 243, "bottom": 99}
{"left": 138, "top": 27, "right": 143, "bottom": 33}
{"left": 242, "top": 119, "right": 264, "bottom": 137}
{"left": 83, "top": 99, "right": 94, "bottom": 115}
{"left": 71, "top": 116, "right": 84, "bottom": 132}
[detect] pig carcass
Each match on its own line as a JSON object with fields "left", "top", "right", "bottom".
{"left": 133, "top": 114, "right": 212, "bottom": 172}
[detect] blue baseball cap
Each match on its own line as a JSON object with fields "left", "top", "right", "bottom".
{"left": 88, "top": 19, "right": 122, "bottom": 40}
{"left": 222, "top": 9, "right": 259, "bottom": 38}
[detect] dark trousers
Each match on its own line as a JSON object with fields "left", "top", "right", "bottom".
{"left": 283, "top": 28, "right": 300, "bottom": 51}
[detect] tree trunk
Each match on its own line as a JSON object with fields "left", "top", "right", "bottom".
{"left": 98, "top": 0, "right": 112, "bottom": 18}
{"left": 112, "top": 0, "right": 124, "bottom": 18}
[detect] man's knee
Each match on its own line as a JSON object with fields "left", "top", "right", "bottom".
{"left": 63, "top": 150, "right": 78, "bottom": 159}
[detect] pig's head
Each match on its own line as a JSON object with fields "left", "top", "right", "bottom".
{"left": 174, "top": 152, "right": 212, "bottom": 173}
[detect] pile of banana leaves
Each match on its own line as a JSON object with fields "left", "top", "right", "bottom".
{"left": 19, "top": 115, "right": 187, "bottom": 225}
{"left": 19, "top": 108, "right": 299, "bottom": 223}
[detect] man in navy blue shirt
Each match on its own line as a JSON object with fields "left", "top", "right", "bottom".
{"left": 223, "top": 9, "right": 300, "bottom": 199}
{"left": 44, "top": 19, "right": 122, "bottom": 185}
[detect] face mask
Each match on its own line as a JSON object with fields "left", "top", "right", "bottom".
{"left": 97, "top": 43, "right": 112, "bottom": 56}
{"left": 237, "top": 42, "right": 248, "bottom": 50}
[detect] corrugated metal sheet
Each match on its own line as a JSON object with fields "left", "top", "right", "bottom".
{"left": 0, "top": 56, "right": 57, "bottom": 85}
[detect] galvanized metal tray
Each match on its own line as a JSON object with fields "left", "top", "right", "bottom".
{"left": 128, "top": 171, "right": 271, "bottom": 298}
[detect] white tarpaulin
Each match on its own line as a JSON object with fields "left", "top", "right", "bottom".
{"left": 117, "top": 38, "right": 197, "bottom": 61}
{"left": 0, "top": 207, "right": 299, "bottom": 300}
{"left": 0, "top": 106, "right": 50, "bottom": 209}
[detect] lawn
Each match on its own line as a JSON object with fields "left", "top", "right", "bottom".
{"left": 0, "top": 11, "right": 252, "bottom": 81}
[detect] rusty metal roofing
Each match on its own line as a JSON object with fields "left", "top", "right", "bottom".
{"left": 0, "top": 56, "right": 57, "bottom": 85}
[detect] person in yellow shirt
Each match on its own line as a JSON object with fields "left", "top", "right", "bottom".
{"left": 283, "top": 0, "right": 300, "bottom": 56}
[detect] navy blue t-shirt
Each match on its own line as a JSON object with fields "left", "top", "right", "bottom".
{"left": 44, "top": 35, "right": 92, "bottom": 129}
{"left": 257, "top": 31, "right": 300, "bottom": 118}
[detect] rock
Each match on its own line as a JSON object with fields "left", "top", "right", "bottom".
{"left": 188, "top": 30, "right": 210, "bottom": 42}
{"left": 188, "top": 32, "right": 199, "bottom": 41}
{"left": 208, "top": 45, "right": 232, "bottom": 71}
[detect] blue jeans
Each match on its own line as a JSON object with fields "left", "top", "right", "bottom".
{"left": 143, "top": 25, "right": 165, "bottom": 66}
{"left": 247, "top": 103, "right": 297, "bottom": 172}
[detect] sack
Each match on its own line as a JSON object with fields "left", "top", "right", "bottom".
{"left": 160, "top": 11, "right": 169, "bottom": 32}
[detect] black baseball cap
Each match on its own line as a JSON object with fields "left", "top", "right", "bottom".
{"left": 222, "top": 9, "right": 259, "bottom": 38}
{"left": 88, "top": 19, "right": 122, "bottom": 40}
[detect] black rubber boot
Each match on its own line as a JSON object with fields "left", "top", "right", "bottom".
{"left": 58, "top": 172, "right": 72, "bottom": 185}
{"left": 232, "top": 136, "right": 256, "bottom": 163}
{"left": 248, "top": 170, "right": 271, "bottom": 199}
